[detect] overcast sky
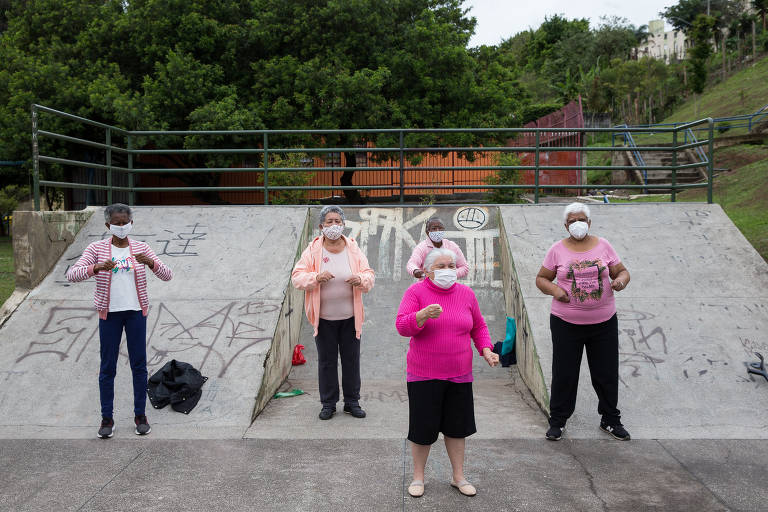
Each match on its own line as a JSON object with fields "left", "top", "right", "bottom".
{"left": 463, "top": 1, "right": 675, "bottom": 47}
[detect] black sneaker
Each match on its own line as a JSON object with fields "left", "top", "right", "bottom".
{"left": 343, "top": 404, "right": 366, "bottom": 418}
{"left": 545, "top": 425, "right": 564, "bottom": 441}
{"left": 134, "top": 415, "right": 151, "bottom": 435}
{"left": 318, "top": 407, "right": 336, "bottom": 420}
{"left": 600, "top": 421, "right": 630, "bottom": 441}
{"left": 98, "top": 418, "right": 115, "bottom": 439}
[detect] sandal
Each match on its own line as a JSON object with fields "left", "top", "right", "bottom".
{"left": 451, "top": 479, "right": 477, "bottom": 497}
{"left": 407, "top": 480, "right": 425, "bottom": 498}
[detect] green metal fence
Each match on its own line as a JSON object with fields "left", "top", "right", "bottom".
{"left": 30, "top": 104, "right": 716, "bottom": 209}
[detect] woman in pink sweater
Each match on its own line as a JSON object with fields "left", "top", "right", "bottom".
{"left": 396, "top": 248, "right": 499, "bottom": 498}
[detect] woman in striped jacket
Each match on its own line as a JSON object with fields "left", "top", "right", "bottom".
{"left": 66, "top": 203, "right": 172, "bottom": 439}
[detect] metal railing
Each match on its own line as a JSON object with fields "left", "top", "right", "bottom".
{"left": 30, "top": 104, "right": 717, "bottom": 208}
{"left": 613, "top": 124, "right": 648, "bottom": 190}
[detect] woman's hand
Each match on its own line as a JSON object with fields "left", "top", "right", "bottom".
{"left": 415, "top": 303, "right": 442, "bottom": 327}
{"left": 316, "top": 271, "right": 335, "bottom": 283}
{"left": 345, "top": 274, "right": 362, "bottom": 287}
{"left": 611, "top": 278, "right": 627, "bottom": 291}
{"left": 553, "top": 286, "right": 570, "bottom": 303}
{"left": 94, "top": 260, "right": 116, "bottom": 273}
{"left": 482, "top": 347, "right": 499, "bottom": 367}
{"left": 134, "top": 253, "right": 155, "bottom": 269}
{"left": 421, "top": 304, "right": 442, "bottom": 319}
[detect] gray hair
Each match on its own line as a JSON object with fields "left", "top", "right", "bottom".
{"left": 104, "top": 203, "right": 132, "bottom": 222}
{"left": 319, "top": 205, "right": 345, "bottom": 224}
{"left": 425, "top": 216, "right": 444, "bottom": 231}
{"left": 563, "top": 202, "right": 590, "bottom": 223}
{"left": 423, "top": 248, "right": 456, "bottom": 271}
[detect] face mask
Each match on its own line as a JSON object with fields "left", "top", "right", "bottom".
{"left": 109, "top": 222, "right": 133, "bottom": 239}
{"left": 431, "top": 268, "right": 457, "bottom": 289}
{"left": 568, "top": 221, "right": 589, "bottom": 240}
{"left": 322, "top": 224, "right": 344, "bottom": 240}
{"left": 428, "top": 231, "right": 445, "bottom": 243}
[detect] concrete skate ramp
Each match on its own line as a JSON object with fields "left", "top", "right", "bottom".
{"left": 246, "top": 206, "right": 548, "bottom": 440}
{"left": 0, "top": 206, "right": 309, "bottom": 439}
{"left": 500, "top": 203, "right": 768, "bottom": 439}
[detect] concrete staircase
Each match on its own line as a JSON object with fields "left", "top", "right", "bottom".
{"left": 617, "top": 145, "right": 707, "bottom": 193}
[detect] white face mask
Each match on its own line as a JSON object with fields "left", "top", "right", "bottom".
{"left": 431, "top": 268, "right": 457, "bottom": 289}
{"left": 322, "top": 224, "right": 344, "bottom": 240}
{"left": 428, "top": 231, "right": 445, "bottom": 243}
{"left": 109, "top": 222, "right": 133, "bottom": 239}
{"left": 568, "top": 221, "right": 589, "bottom": 240}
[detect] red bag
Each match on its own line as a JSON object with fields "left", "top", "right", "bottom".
{"left": 292, "top": 344, "right": 306, "bottom": 365}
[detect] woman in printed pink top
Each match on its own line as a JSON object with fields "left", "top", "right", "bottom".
{"left": 396, "top": 248, "right": 499, "bottom": 498}
{"left": 406, "top": 217, "right": 469, "bottom": 279}
{"left": 536, "top": 202, "right": 631, "bottom": 442}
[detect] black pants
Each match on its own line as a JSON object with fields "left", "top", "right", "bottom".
{"left": 549, "top": 313, "right": 621, "bottom": 428}
{"left": 315, "top": 317, "right": 360, "bottom": 408}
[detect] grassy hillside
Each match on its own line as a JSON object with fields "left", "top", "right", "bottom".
{"left": 0, "top": 237, "right": 13, "bottom": 305}
{"left": 662, "top": 55, "right": 768, "bottom": 123}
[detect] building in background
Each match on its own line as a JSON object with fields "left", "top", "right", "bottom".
{"left": 637, "top": 20, "right": 688, "bottom": 63}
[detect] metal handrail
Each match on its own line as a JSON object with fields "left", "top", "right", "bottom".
{"left": 30, "top": 104, "right": 717, "bottom": 208}
{"left": 613, "top": 124, "right": 648, "bottom": 191}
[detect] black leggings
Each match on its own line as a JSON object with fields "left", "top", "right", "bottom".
{"left": 549, "top": 313, "right": 621, "bottom": 428}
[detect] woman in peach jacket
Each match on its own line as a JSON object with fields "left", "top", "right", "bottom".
{"left": 292, "top": 206, "right": 375, "bottom": 420}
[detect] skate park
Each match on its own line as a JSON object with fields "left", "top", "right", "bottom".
{"left": 1, "top": 202, "right": 768, "bottom": 510}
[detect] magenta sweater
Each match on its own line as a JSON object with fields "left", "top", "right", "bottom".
{"left": 396, "top": 278, "right": 493, "bottom": 380}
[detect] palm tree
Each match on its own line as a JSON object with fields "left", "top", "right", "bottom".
{"left": 754, "top": 0, "right": 767, "bottom": 31}
{"left": 634, "top": 24, "right": 650, "bottom": 45}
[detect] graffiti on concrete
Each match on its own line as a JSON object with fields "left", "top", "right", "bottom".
{"left": 14, "top": 301, "right": 276, "bottom": 377}
{"left": 344, "top": 207, "right": 502, "bottom": 287}
{"left": 155, "top": 223, "right": 208, "bottom": 257}
{"left": 617, "top": 309, "right": 668, "bottom": 386}
{"left": 58, "top": 224, "right": 208, "bottom": 285}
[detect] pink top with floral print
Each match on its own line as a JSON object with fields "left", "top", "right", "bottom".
{"left": 542, "top": 237, "right": 621, "bottom": 325}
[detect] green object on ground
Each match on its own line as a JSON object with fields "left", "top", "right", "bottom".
{"left": 273, "top": 389, "right": 305, "bottom": 399}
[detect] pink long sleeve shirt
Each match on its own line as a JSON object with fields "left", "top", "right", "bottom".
{"left": 396, "top": 278, "right": 493, "bottom": 381}
{"left": 406, "top": 238, "right": 469, "bottom": 279}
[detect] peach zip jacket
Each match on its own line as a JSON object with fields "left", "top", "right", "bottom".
{"left": 291, "top": 235, "right": 375, "bottom": 339}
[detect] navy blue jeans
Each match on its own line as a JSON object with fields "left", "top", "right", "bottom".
{"left": 98, "top": 310, "right": 147, "bottom": 418}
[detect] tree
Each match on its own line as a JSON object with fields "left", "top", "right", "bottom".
{"left": 754, "top": 0, "right": 768, "bottom": 31}
{"left": 689, "top": 13, "right": 717, "bottom": 115}
{"left": 0, "top": 0, "right": 524, "bottom": 205}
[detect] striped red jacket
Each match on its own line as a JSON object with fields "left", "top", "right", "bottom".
{"left": 66, "top": 237, "right": 173, "bottom": 319}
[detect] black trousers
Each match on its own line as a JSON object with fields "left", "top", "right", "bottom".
{"left": 549, "top": 313, "right": 621, "bottom": 428}
{"left": 315, "top": 317, "right": 360, "bottom": 408}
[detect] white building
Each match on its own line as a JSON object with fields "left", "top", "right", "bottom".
{"left": 636, "top": 20, "right": 688, "bottom": 63}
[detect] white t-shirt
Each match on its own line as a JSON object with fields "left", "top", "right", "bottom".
{"left": 319, "top": 247, "right": 354, "bottom": 321}
{"left": 108, "top": 245, "right": 141, "bottom": 312}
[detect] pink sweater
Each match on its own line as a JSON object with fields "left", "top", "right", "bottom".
{"left": 66, "top": 237, "right": 173, "bottom": 319}
{"left": 396, "top": 278, "right": 493, "bottom": 380}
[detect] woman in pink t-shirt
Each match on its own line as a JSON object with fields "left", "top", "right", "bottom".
{"left": 535, "top": 202, "right": 631, "bottom": 442}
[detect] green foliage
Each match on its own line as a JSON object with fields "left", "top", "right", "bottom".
{"left": 267, "top": 152, "right": 315, "bottom": 205}
{"left": 689, "top": 14, "right": 717, "bottom": 95}
{"left": 518, "top": 103, "right": 562, "bottom": 125}
{"left": 0, "top": 184, "right": 29, "bottom": 236}
{"left": 0, "top": 0, "right": 526, "bottom": 205}
{"left": 484, "top": 153, "right": 522, "bottom": 203}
